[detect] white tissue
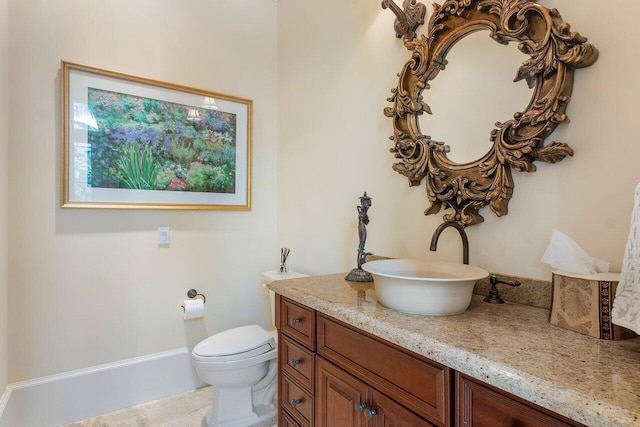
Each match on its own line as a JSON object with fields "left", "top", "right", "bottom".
{"left": 541, "top": 229, "right": 610, "bottom": 274}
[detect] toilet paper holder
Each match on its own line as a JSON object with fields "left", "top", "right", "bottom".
{"left": 187, "top": 288, "right": 206, "bottom": 303}
{"left": 181, "top": 288, "right": 206, "bottom": 312}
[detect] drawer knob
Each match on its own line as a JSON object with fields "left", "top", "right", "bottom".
{"left": 290, "top": 359, "right": 301, "bottom": 367}
{"left": 291, "top": 318, "right": 301, "bottom": 325}
{"left": 291, "top": 398, "right": 302, "bottom": 407}
{"left": 356, "top": 402, "right": 377, "bottom": 419}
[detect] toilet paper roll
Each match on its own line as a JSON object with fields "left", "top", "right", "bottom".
{"left": 182, "top": 299, "right": 204, "bottom": 320}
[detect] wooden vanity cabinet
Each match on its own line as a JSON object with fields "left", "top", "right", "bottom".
{"left": 276, "top": 294, "right": 584, "bottom": 427}
{"left": 276, "top": 295, "right": 448, "bottom": 427}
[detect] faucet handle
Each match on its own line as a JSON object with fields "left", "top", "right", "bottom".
{"left": 489, "top": 275, "right": 521, "bottom": 287}
{"left": 484, "top": 275, "right": 521, "bottom": 304}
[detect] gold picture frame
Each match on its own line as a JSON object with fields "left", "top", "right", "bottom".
{"left": 61, "top": 61, "right": 252, "bottom": 210}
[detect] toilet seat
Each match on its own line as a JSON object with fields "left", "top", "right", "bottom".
{"left": 193, "top": 325, "right": 275, "bottom": 363}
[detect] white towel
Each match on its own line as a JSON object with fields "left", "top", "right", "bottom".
{"left": 612, "top": 183, "right": 640, "bottom": 334}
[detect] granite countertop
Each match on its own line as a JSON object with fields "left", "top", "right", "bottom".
{"left": 269, "top": 273, "right": 640, "bottom": 427}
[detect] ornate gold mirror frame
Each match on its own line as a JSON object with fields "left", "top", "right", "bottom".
{"left": 383, "top": 0, "right": 598, "bottom": 228}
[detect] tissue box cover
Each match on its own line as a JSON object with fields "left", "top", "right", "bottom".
{"left": 550, "top": 272, "right": 636, "bottom": 340}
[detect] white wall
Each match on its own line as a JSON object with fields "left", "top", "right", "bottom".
{"left": 6, "top": 0, "right": 639, "bottom": 389}
{"left": 8, "top": 0, "right": 278, "bottom": 382}
{"left": 278, "top": 0, "right": 640, "bottom": 280}
{"left": 0, "top": 0, "right": 9, "bottom": 395}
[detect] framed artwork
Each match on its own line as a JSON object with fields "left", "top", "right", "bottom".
{"left": 61, "top": 61, "right": 252, "bottom": 210}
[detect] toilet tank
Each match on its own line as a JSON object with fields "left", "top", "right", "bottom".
{"left": 262, "top": 270, "right": 308, "bottom": 329}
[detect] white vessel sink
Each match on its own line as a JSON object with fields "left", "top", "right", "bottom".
{"left": 362, "top": 259, "right": 489, "bottom": 315}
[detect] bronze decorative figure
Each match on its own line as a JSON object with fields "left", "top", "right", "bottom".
{"left": 345, "top": 192, "right": 373, "bottom": 282}
{"left": 382, "top": 0, "right": 598, "bottom": 229}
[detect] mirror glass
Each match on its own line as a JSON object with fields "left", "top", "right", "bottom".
{"left": 423, "top": 31, "right": 532, "bottom": 164}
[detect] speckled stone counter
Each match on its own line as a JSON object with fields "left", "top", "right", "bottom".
{"left": 269, "top": 274, "right": 640, "bottom": 427}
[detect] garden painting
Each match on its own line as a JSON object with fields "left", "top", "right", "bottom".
{"left": 62, "top": 62, "right": 251, "bottom": 209}
{"left": 86, "top": 88, "right": 237, "bottom": 194}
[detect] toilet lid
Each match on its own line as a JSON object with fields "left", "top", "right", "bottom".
{"left": 193, "top": 325, "right": 275, "bottom": 358}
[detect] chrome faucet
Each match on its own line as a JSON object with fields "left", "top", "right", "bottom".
{"left": 429, "top": 221, "right": 469, "bottom": 265}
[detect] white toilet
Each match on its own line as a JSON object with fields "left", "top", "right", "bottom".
{"left": 192, "top": 271, "right": 307, "bottom": 427}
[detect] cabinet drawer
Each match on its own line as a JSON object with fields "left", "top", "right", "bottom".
{"left": 317, "top": 314, "right": 450, "bottom": 426}
{"left": 282, "top": 373, "right": 315, "bottom": 426}
{"left": 456, "top": 373, "right": 584, "bottom": 427}
{"left": 281, "top": 409, "right": 304, "bottom": 427}
{"left": 280, "top": 334, "right": 315, "bottom": 393}
{"left": 280, "top": 297, "right": 316, "bottom": 350}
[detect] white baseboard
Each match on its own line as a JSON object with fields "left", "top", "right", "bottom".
{"left": 0, "top": 347, "right": 206, "bottom": 427}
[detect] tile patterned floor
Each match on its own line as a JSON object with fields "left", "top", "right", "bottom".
{"left": 63, "top": 387, "right": 212, "bottom": 427}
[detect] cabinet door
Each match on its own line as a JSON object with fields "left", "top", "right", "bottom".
{"left": 368, "top": 389, "right": 435, "bottom": 427}
{"left": 316, "top": 357, "right": 367, "bottom": 427}
{"left": 456, "top": 373, "right": 583, "bottom": 427}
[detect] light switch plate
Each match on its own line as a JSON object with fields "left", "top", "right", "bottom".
{"left": 158, "top": 227, "right": 170, "bottom": 246}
